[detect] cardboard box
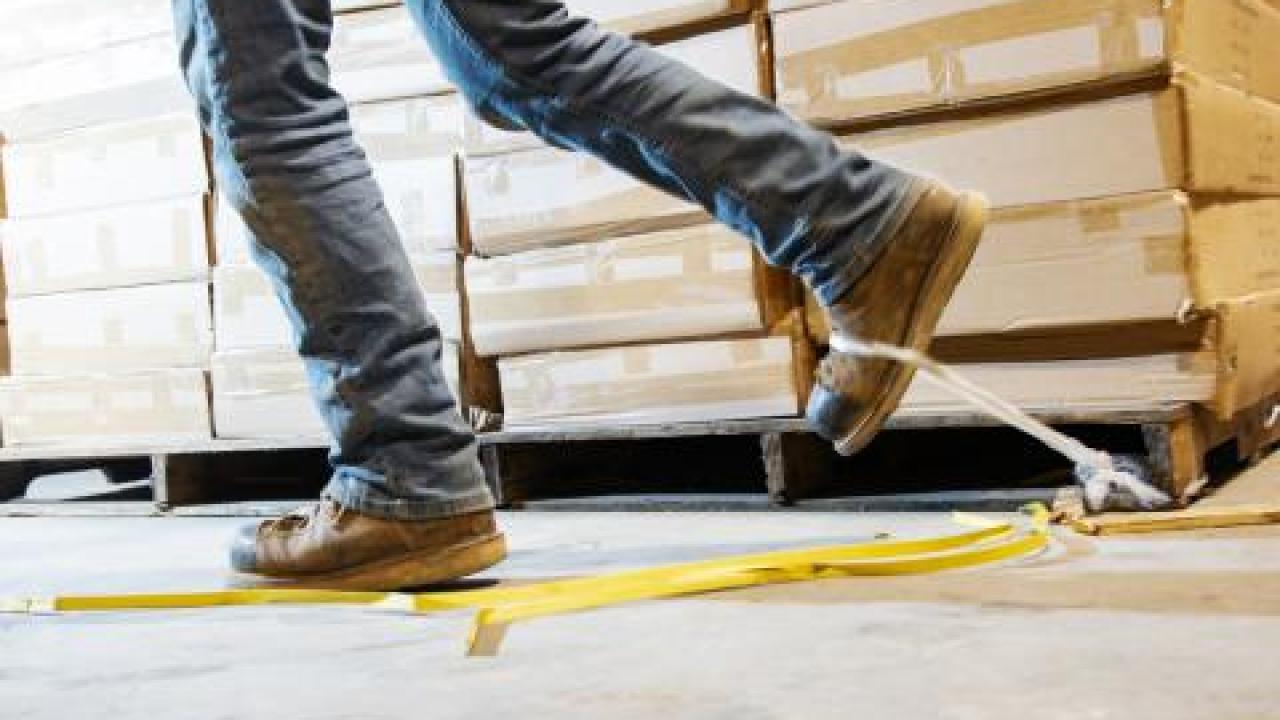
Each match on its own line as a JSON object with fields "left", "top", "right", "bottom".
{"left": 333, "top": 0, "right": 746, "bottom": 35}
{"left": 330, "top": 7, "right": 451, "bottom": 104}
{"left": 466, "top": 224, "right": 770, "bottom": 356}
{"left": 210, "top": 344, "right": 461, "bottom": 440}
{"left": 810, "top": 191, "right": 1280, "bottom": 341}
{"left": 1213, "top": 289, "right": 1280, "bottom": 418}
{"left": 0, "top": 0, "right": 172, "bottom": 70}
{"left": 0, "top": 369, "right": 212, "bottom": 447}
{"left": 2, "top": 114, "right": 209, "bottom": 218}
{"left": 852, "top": 73, "right": 1280, "bottom": 209}
{"left": 6, "top": 282, "right": 213, "bottom": 376}
{"left": 0, "top": 34, "right": 190, "bottom": 142}
{"left": 898, "top": 353, "right": 1217, "bottom": 414}
{"left": 463, "top": 23, "right": 766, "bottom": 156}
{"left": 0, "top": 194, "right": 212, "bottom": 297}
{"left": 464, "top": 146, "right": 710, "bottom": 256}
{"left": 213, "top": 254, "right": 462, "bottom": 351}
{"left": 773, "top": 0, "right": 1280, "bottom": 127}
{"left": 499, "top": 337, "right": 800, "bottom": 427}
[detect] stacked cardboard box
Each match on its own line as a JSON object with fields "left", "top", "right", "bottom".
{"left": 210, "top": 94, "right": 468, "bottom": 440}
{"left": 0, "top": 115, "right": 215, "bottom": 447}
{"left": 461, "top": 20, "right": 814, "bottom": 428}
{"left": 0, "top": 0, "right": 188, "bottom": 142}
{"left": 770, "top": 0, "right": 1280, "bottom": 420}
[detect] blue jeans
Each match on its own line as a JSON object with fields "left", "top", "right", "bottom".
{"left": 171, "top": 0, "right": 921, "bottom": 520}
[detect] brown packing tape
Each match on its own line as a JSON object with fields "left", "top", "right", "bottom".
{"left": 1141, "top": 234, "right": 1186, "bottom": 276}
{"left": 776, "top": 0, "right": 1161, "bottom": 121}
{"left": 621, "top": 347, "right": 652, "bottom": 376}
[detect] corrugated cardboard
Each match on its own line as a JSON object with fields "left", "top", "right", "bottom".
{"left": 0, "top": 369, "right": 211, "bottom": 447}
{"left": 0, "top": 34, "right": 190, "bottom": 142}
{"left": 216, "top": 157, "right": 459, "bottom": 266}
{"left": 466, "top": 224, "right": 764, "bottom": 356}
{"left": 213, "top": 254, "right": 462, "bottom": 351}
{"left": 0, "top": 0, "right": 172, "bottom": 70}
{"left": 210, "top": 343, "right": 461, "bottom": 440}
{"left": 939, "top": 192, "right": 1190, "bottom": 335}
{"left": 464, "top": 146, "right": 709, "bottom": 256}
{"left": 499, "top": 337, "right": 800, "bottom": 427}
{"left": 2, "top": 114, "right": 209, "bottom": 218}
{"left": 810, "top": 191, "right": 1280, "bottom": 341}
{"left": 1187, "top": 197, "right": 1280, "bottom": 304}
{"left": 463, "top": 23, "right": 765, "bottom": 156}
{"left": 1213, "top": 289, "right": 1280, "bottom": 418}
{"left": 773, "top": 0, "right": 1280, "bottom": 127}
{"left": 853, "top": 73, "right": 1280, "bottom": 209}
{"left": 6, "top": 282, "right": 213, "bottom": 376}
{"left": 330, "top": 7, "right": 450, "bottom": 104}
{"left": 0, "top": 194, "right": 212, "bottom": 297}
{"left": 898, "top": 353, "right": 1217, "bottom": 414}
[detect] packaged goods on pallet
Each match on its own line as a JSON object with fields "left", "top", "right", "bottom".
{"left": 771, "top": 0, "right": 1280, "bottom": 127}
{"left": 213, "top": 255, "right": 463, "bottom": 350}
{"left": 464, "top": 147, "right": 711, "bottom": 256}
{"left": 463, "top": 23, "right": 767, "bottom": 156}
{"left": 6, "top": 282, "right": 213, "bottom": 376}
{"left": 807, "top": 192, "right": 1280, "bottom": 339}
{"left": 850, "top": 73, "right": 1280, "bottom": 210}
{"left": 898, "top": 353, "right": 1218, "bottom": 415}
{"left": 0, "top": 194, "right": 212, "bottom": 296}
{"left": 0, "top": 369, "right": 211, "bottom": 447}
{"left": 499, "top": 336, "right": 804, "bottom": 428}
{"left": 330, "top": 7, "right": 452, "bottom": 104}
{"left": 210, "top": 345, "right": 461, "bottom": 441}
{"left": 0, "top": 0, "right": 172, "bottom": 71}
{"left": 466, "top": 224, "right": 792, "bottom": 356}
{"left": 333, "top": 0, "right": 751, "bottom": 39}
{"left": 0, "top": 34, "right": 189, "bottom": 142}
{"left": 1, "top": 114, "right": 208, "bottom": 218}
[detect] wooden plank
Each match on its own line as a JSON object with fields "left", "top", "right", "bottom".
{"left": 1072, "top": 504, "right": 1280, "bottom": 536}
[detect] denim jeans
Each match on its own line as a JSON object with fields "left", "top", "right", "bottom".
{"left": 171, "top": 0, "right": 921, "bottom": 520}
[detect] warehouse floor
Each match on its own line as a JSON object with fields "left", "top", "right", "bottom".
{"left": 4, "top": 458, "right": 1280, "bottom": 719}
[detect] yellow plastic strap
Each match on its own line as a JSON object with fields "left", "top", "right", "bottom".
{"left": 1, "top": 507, "right": 1051, "bottom": 657}
{"left": 466, "top": 507, "right": 1049, "bottom": 655}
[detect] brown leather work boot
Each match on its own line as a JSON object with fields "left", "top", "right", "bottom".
{"left": 807, "top": 183, "right": 988, "bottom": 456}
{"left": 228, "top": 498, "right": 507, "bottom": 591}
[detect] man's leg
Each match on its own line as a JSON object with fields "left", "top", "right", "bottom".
{"left": 171, "top": 0, "right": 504, "bottom": 588}
{"left": 407, "top": 1, "right": 988, "bottom": 455}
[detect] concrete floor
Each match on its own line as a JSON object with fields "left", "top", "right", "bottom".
{"left": 4, "top": 461, "right": 1280, "bottom": 719}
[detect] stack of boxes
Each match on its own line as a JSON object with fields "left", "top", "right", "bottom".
{"left": 771, "top": 0, "right": 1280, "bottom": 421}
{"left": 0, "top": 0, "right": 215, "bottom": 447}
{"left": 460, "top": 10, "right": 814, "bottom": 428}
{"left": 209, "top": 7, "right": 469, "bottom": 440}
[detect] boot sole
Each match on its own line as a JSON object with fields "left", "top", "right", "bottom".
{"left": 819, "top": 192, "right": 989, "bottom": 457}
{"left": 227, "top": 532, "right": 508, "bottom": 592}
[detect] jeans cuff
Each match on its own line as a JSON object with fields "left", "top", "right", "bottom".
{"left": 812, "top": 177, "right": 930, "bottom": 307}
{"left": 323, "top": 474, "right": 496, "bottom": 521}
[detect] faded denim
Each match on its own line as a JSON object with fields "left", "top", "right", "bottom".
{"left": 171, "top": 0, "right": 920, "bottom": 519}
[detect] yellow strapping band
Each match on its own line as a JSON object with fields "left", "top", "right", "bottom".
{"left": 1, "top": 506, "right": 1052, "bottom": 657}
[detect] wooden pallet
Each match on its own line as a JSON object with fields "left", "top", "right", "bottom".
{"left": 4, "top": 399, "right": 1271, "bottom": 515}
